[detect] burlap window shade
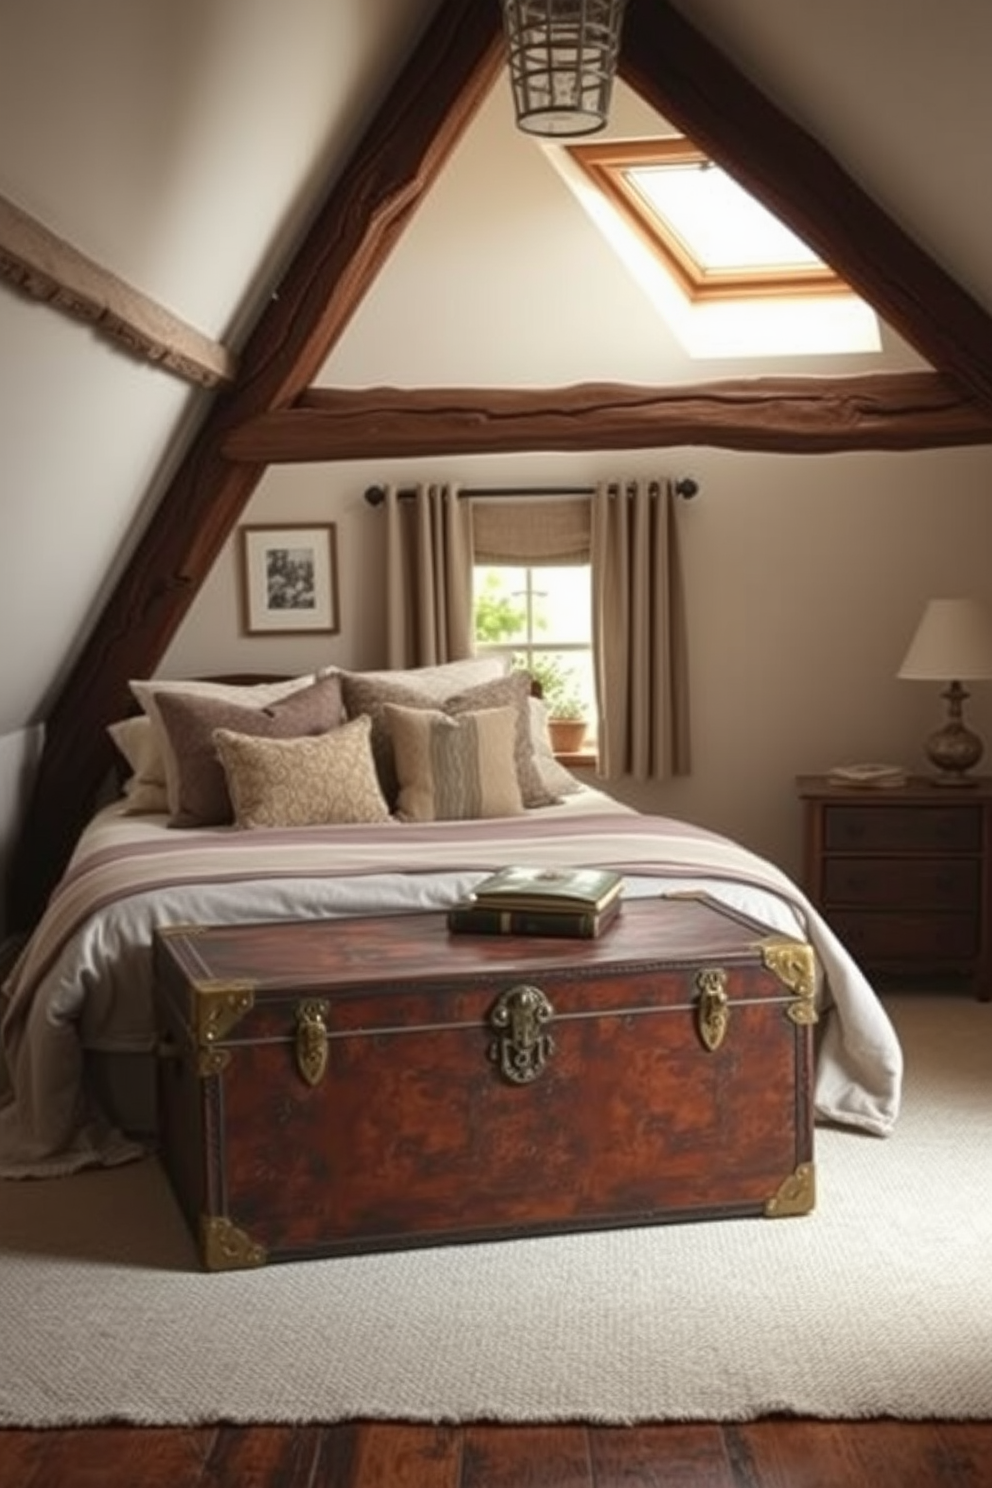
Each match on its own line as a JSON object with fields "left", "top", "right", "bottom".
{"left": 471, "top": 498, "right": 591, "bottom": 566}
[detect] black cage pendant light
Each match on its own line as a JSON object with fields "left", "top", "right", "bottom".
{"left": 500, "top": 0, "right": 628, "bottom": 137}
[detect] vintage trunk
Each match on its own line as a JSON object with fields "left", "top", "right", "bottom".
{"left": 152, "top": 897, "right": 817, "bottom": 1271}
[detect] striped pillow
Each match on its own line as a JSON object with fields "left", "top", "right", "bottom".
{"left": 384, "top": 703, "right": 524, "bottom": 822}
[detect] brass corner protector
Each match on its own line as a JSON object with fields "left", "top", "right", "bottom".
{"left": 201, "top": 1215, "right": 267, "bottom": 1271}
{"left": 192, "top": 980, "right": 255, "bottom": 1047}
{"left": 764, "top": 1161, "right": 816, "bottom": 1218}
{"left": 758, "top": 938, "right": 819, "bottom": 1025}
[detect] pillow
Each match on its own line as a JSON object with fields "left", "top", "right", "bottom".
{"left": 214, "top": 715, "right": 390, "bottom": 829}
{"left": 107, "top": 715, "right": 169, "bottom": 813}
{"left": 129, "top": 673, "right": 317, "bottom": 816}
{"left": 340, "top": 669, "right": 558, "bottom": 809}
{"left": 331, "top": 656, "right": 506, "bottom": 702}
{"left": 154, "top": 674, "right": 344, "bottom": 826}
{"left": 384, "top": 702, "right": 524, "bottom": 822}
{"left": 529, "top": 696, "right": 585, "bottom": 797}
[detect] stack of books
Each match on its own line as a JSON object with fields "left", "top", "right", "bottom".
{"left": 447, "top": 865, "right": 624, "bottom": 939}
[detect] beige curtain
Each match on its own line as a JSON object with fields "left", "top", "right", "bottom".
{"left": 591, "top": 479, "right": 690, "bottom": 781}
{"left": 384, "top": 484, "right": 475, "bottom": 667}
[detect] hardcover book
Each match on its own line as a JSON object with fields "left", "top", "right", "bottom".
{"left": 468, "top": 865, "right": 624, "bottom": 914}
{"left": 447, "top": 896, "right": 622, "bottom": 940}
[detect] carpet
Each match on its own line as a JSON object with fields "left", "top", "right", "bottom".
{"left": 1, "top": 993, "right": 990, "bottom": 1427}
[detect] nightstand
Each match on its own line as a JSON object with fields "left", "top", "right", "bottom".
{"left": 796, "top": 775, "right": 992, "bottom": 1000}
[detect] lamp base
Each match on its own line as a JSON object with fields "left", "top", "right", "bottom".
{"left": 923, "top": 682, "right": 984, "bottom": 784}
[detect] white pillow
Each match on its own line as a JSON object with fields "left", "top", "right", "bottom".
{"left": 107, "top": 714, "right": 168, "bottom": 813}
{"left": 529, "top": 696, "right": 585, "bottom": 796}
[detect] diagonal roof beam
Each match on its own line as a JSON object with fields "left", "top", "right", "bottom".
{"left": 621, "top": 0, "right": 992, "bottom": 409}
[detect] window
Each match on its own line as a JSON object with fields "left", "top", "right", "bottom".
{"left": 473, "top": 563, "right": 595, "bottom": 747}
{"left": 551, "top": 136, "right": 880, "bottom": 358}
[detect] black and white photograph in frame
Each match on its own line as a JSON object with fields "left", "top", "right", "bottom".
{"left": 239, "top": 524, "right": 340, "bottom": 635}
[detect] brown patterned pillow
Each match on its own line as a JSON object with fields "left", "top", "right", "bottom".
{"left": 214, "top": 715, "right": 390, "bottom": 828}
{"left": 154, "top": 673, "right": 344, "bottom": 826}
{"left": 384, "top": 703, "right": 524, "bottom": 822}
{"left": 340, "top": 669, "right": 557, "bottom": 809}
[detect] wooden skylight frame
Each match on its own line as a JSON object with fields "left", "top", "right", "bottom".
{"left": 567, "top": 137, "right": 850, "bottom": 301}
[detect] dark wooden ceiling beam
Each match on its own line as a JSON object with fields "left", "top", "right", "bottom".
{"left": 621, "top": 1, "right": 992, "bottom": 411}
{"left": 224, "top": 373, "right": 992, "bottom": 462}
{"left": 8, "top": 0, "right": 503, "bottom": 929}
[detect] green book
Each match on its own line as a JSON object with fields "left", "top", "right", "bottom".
{"left": 468, "top": 865, "right": 624, "bottom": 915}
{"left": 447, "top": 897, "right": 622, "bottom": 940}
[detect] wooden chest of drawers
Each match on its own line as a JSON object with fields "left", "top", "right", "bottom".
{"left": 796, "top": 775, "right": 992, "bottom": 999}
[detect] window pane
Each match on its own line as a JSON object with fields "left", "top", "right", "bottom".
{"left": 473, "top": 567, "right": 528, "bottom": 644}
{"left": 533, "top": 567, "right": 591, "bottom": 643}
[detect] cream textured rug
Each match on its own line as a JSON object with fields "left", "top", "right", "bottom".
{"left": 1, "top": 994, "right": 990, "bottom": 1427}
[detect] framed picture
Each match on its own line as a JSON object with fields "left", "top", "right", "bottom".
{"left": 239, "top": 524, "right": 340, "bottom": 635}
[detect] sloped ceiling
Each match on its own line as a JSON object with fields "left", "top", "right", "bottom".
{"left": 4, "top": 0, "right": 992, "bottom": 926}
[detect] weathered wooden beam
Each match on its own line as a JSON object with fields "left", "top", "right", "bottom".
{"left": 0, "top": 192, "right": 236, "bottom": 387}
{"left": 9, "top": 0, "right": 504, "bottom": 930}
{"left": 224, "top": 373, "right": 992, "bottom": 462}
{"left": 621, "top": 2, "right": 992, "bottom": 412}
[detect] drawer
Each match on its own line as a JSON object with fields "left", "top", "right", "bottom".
{"left": 822, "top": 856, "right": 980, "bottom": 911}
{"left": 826, "top": 910, "right": 979, "bottom": 964}
{"left": 823, "top": 804, "right": 981, "bottom": 854}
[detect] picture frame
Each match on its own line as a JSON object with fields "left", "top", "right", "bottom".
{"left": 238, "top": 523, "right": 340, "bottom": 635}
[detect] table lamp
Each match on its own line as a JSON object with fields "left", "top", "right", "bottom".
{"left": 898, "top": 597, "right": 992, "bottom": 785}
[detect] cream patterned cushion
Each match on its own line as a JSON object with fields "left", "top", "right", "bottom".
{"left": 214, "top": 715, "right": 390, "bottom": 829}
{"left": 154, "top": 674, "right": 344, "bottom": 826}
{"left": 340, "top": 669, "right": 557, "bottom": 809}
{"left": 384, "top": 703, "right": 524, "bottom": 822}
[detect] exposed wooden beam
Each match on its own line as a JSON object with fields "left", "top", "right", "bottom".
{"left": 9, "top": 0, "right": 504, "bottom": 930}
{"left": 0, "top": 193, "right": 236, "bottom": 387}
{"left": 621, "top": 1, "right": 992, "bottom": 412}
{"left": 224, "top": 373, "right": 992, "bottom": 462}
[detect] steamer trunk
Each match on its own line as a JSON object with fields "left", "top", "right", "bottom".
{"left": 152, "top": 898, "right": 817, "bottom": 1271}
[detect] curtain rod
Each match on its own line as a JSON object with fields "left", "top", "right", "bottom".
{"left": 363, "top": 477, "right": 699, "bottom": 506}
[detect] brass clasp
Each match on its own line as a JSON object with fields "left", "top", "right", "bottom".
{"left": 696, "top": 968, "right": 729, "bottom": 1051}
{"left": 295, "top": 999, "right": 329, "bottom": 1086}
{"left": 488, "top": 983, "right": 555, "bottom": 1084}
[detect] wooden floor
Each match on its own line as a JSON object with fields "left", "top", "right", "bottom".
{"left": 3, "top": 1419, "right": 992, "bottom": 1487}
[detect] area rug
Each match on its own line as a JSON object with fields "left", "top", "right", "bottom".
{"left": 1, "top": 994, "right": 990, "bottom": 1427}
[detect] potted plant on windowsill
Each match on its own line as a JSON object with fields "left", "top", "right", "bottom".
{"left": 527, "top": 657, "right": 590, "bottom": 755}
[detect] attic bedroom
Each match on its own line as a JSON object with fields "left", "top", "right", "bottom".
{"left": 1, "top": 0, "right": 992, "bottom": 1478}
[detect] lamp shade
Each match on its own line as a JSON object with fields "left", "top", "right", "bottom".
{"left": 897, "top": 598, "right": 992, "bottom": 681}
{"left": 500, "top": 0, "right": 627, "bottom": 137}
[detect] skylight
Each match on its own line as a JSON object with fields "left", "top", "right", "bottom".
{"left": 556, "top": 137, "right": 880, "bottom": 357}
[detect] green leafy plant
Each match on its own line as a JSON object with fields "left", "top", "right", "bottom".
{"left": 525, "top": 655, "right": 588, "bottom": 720}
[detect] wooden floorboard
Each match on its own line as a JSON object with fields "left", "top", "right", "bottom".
{"left": 3, "top": 1421, "right": 992, "bottom": 1488}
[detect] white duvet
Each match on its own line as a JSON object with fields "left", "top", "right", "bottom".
{"left": 0, "top": 789, "right": 903, "bottom": 1177}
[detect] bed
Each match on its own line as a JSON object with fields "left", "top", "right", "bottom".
{"left": 0, "top": 661, "right": 903, "bottom": 1180}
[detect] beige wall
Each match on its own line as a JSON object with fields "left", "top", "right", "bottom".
{"left": 163, "top": 442, "right": 992, "bottom": 883}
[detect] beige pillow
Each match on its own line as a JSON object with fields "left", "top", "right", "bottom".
{"left": 341, "top": 669, "right": 557, "bottom": 809}
{"left": 154, "top": 674, "right": 344, "bottom": 826}
{"left": 107, "top": 715, "right": 169, "bottom": 813}
{"left": 331, "top": 656, "right": 506, "bottom": 700}
{"left": 214, "top": 715, "right": 390, "bottom": 829}
{"left": 384, "top": 702, "right": 524, "bottom": 822}
{"left": 129, "top": 673, "right": 316, "bottom": 814}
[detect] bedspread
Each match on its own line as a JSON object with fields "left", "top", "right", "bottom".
{"left": 0, "top": 794, "right": 902, "bottom": 1176}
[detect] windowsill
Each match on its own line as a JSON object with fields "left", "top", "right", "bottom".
{"left": 554, "top": 750, "right": 597, "bottom": 768}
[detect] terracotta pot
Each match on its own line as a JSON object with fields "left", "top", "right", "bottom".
{"left": 547, "top": 718, "right": 588, "bottom": 754}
